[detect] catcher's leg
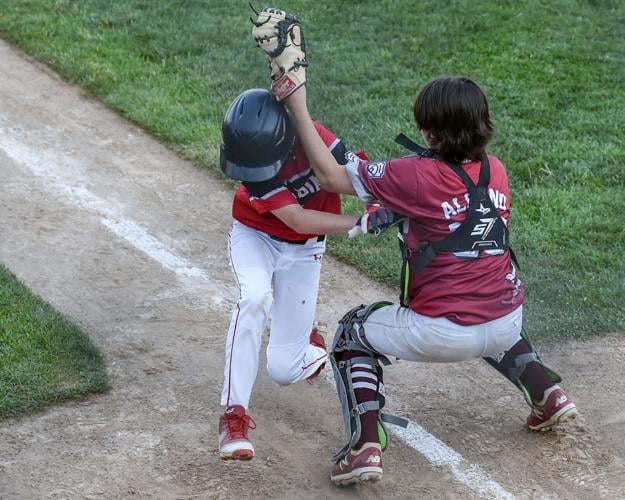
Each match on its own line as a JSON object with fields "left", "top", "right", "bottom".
{"left": 329, "top": 302, "right": 407, "bottom": 485}
{"left": 485, "top": 328, "right": 577, "bottom": 430}
{"left": 485, "top": 328, "right": 561, "bottom": 405}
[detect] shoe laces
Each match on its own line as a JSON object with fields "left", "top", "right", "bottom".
{"left": 224, "top": 412, "right": 256, "bottom": 438}
{"left": 531, "top": 405, "right": 545, "bottom": 418}
{"left": 531, "top": 386, "right": 560, "bottom": 417}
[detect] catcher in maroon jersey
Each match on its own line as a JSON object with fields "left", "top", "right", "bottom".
{"left": 285, "top": 77, "right": 578, "bottom": 485}
{"left": 252, "top": 7, "right": 577, "bottom": 486}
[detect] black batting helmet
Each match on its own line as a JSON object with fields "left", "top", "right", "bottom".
{"left": 220, "top": 88, "right": 296, "bottom": 182}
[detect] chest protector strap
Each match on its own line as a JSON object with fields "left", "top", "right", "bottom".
{"left": 394, "top": 134, "right": 515, "bottom": 306}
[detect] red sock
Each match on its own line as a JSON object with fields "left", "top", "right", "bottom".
{"left": 340, "top": 350, "right": 380, "bottom": 448}
{"left": 505, "top": 339, "right": 554, "bottom": 402}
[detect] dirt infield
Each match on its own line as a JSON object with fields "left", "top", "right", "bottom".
{"left": 1, "top": 39, "right": 623, "bottom": 499}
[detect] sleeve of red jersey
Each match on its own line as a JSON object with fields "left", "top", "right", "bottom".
{"left": 312, "top": 120, "right": 335, "bottom": 147}
{"left": 355, "top": 157, "right": 420, "bottom": 217}
{"left": 488, "top": 154, "right": 512, "bottom": 222}
{"left": 244, "top": 178, "right": 299, "bottom": 215}
{"left": 246, "top": 122, "right": 349, "bottom": 214}
{"left": 312, "top": 120, "right": 352, "bottom": 165}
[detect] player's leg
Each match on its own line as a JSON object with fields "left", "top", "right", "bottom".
{"left": 265, "top": 239, "right": 328, "bottom": 385}
{"left": 219, "top": 222, "right": 278, "bottom": 460}
{"left": 361, "top": 303, "right": 492, "bottom": 362}
{"left": 482, "top": 307, "right": 577, "bottom": 430}
{"left": 329, "top": 302, "right": 395, "bottom": 485}
{"left": 328, "top": 303, "right": 525, "bottom": 484}
{"left": 363, "top": 305, "right": 576, "bottom": 430}
{"left": 331, "top": 302, "right": 492, "bottom": 473}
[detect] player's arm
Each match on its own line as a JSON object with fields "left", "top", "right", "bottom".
{"left": 271, "top": 204, "right": 358, "bottom": 236}
{"left": 271, "top": 204, "right": 397, "bottom": 238}
{"left": 284, "top": 88, "right": 356, "bottom": 195}
{"left": 244, "top": 178, "right": 358, "bottom": 235}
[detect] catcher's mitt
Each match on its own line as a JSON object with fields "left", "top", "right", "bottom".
{"left": 251, "top": 6, "right": 308, "bottom": 101}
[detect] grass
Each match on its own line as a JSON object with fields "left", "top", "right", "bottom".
{"left": 0, "top": 264, "right": 108, "bottom": 419}
{"left": 0, "top": 0, "right": 623, "bottom": 338}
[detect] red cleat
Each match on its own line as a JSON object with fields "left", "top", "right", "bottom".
{"left": 527, "top": 385, "right": 578, "bottom": 431}
{"left": 309, "top": 320, "right": 328, "bottom": 350}
{"left": 331, "top": 443, "right": 383, "bottom": 486}
{"left": 219, "top": 405, "right": 256, "bottom": 460}
{"left": 307, "top": 321, "right": 328, "bottom": 383}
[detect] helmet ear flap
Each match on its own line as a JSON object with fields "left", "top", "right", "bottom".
{"left": 220, "top": 88, "right": 295, "bottom": 182}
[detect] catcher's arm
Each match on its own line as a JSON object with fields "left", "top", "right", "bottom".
{"left": 347, "top": 204, "right": 399, "bottom": 238}
{"left": 285, "top": 87, "right": 356, "bottom": 195}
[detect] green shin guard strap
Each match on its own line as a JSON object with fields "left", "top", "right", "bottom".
{"left": 378, "top": 418, "right": 388, "bottom": 451}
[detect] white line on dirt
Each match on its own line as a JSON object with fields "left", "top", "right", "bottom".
{"left": 320, "top": 369, "right": 516, "bottom": 499}
{"left": 0, "top": 135, "right": 515, "bottom": 499}
{"left": 0, "top": 135, "right": 222, "bottom": 304}
{"left": 101, "top": 218, "right": 210, "bottom": 281}
{"left": 392, "top": 423, "right": 515, "bottom": 499}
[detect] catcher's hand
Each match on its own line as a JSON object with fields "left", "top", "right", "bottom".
{"left": 251, "top": 6, "right": 308, "bottom": 101}
{"left": 348, "top": 204, "right": 398, "bottom": 238}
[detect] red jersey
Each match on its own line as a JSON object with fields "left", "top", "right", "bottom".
{"left": 232, "top": 122, "right": 346, "bottom": 241}
{"left": 353, "top": 154, "right": 524, "bottom": 325}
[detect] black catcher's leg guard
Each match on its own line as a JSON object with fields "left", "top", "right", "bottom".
{"left": 330, "top": 302, "right": 407, "bottom": 462}
{"left": 484, "top": 328, "right": 561, "bottom": 406}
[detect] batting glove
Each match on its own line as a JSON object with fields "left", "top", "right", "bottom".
{"left": 348, "top": 203, "right": 397, "bottom": 238}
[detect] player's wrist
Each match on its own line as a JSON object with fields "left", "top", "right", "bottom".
{"left": 272, "top": 72, "right": 305, "bottom": 102}
{"left": 283, "top": 86, "right": 308, "bottom": 114}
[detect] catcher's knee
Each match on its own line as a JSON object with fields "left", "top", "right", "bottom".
{"left": 330, "top": 301, "right": 391, "bottom": 356}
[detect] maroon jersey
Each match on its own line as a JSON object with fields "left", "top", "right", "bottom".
{"left": 232, "top": 121, "right": 347, "bottom": 241}
{"left": 352, "top": 154, "right": 524, "bottom": 325}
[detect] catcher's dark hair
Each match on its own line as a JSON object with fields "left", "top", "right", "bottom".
{"left": 413, "top": 76, "right": 495, "bottom": 163}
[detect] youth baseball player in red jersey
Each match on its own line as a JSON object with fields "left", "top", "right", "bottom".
{"left": 282, "top": 77, "right": 579, "bottom": 485}
{"left": 217, "top": 88, "right": 393, "bottom": 460}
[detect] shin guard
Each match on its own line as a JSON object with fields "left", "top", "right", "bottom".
{"left": 484, "top": 328, "right": 562, "bottom": 405}
{"left": 330, "top": 302, "right": 407, "bottom": 462}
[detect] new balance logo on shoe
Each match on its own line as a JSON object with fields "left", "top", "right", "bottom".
{"left": 527, "top": 385, "right": 577, "bottom": 431}
{"left": 331, "top": 443, "right": 383, "bottom": 486}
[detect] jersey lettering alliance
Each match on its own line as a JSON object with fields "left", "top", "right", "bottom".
{"left": 355, "top": 154, "right": 525, "bottom": 325}
{"left": 232, "top": 122, "right": 347, "bottom": 241}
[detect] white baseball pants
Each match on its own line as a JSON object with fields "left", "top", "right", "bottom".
{"left": 362, "top": 304, "right": 524, "bottom": 362}
{"left": 221, "top": 221, "right": 328, "bottom": 409}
